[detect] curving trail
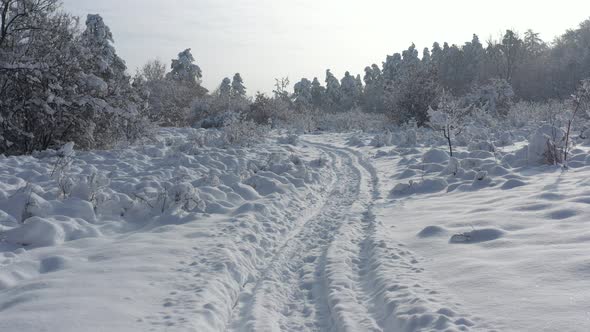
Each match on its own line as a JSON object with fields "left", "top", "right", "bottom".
{"left": 225, "top": 140, "right": 382, "bottom": 332}
{"left": 225, "top": 138, "right": 482, "bottom": 332}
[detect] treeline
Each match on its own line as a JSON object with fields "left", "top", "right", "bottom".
{"left": 1, "top": 0, "right": 590, "bottom": 155}
{"left": 288, "top": 25, "right": 590, "bottom": 125}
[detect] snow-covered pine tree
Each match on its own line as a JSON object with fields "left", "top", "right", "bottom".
{"left": 167, "top": 48, "right": 202, "bottom": 86}
{"left": 79, "top": 14, "right": 148, "bottom": 147}
{"left": 231, "top": 73, "right": 246, "bottom": 97}
{"left": 293, "top": 78, "right": 313, "bottom": 110}
{"left": 219, "top": 77, "right": 232, "bottom": 98}
{"left": 311, "top": 77, "right": 325, "bottom": 109}
{"left": 362, "top": 64, "right": 384, "bottom": 112}
{"left": 384, "top": 44, "right": 439, "bottom": 125}
{"left": 325, "top": 69, "right": 342, "bottom": 112}
{"left": 217, "top": 77, "right": 233, "bottom": 112}
{"left": 202, "top": 76, "right": 249, "bottom": 122}
{"left": 145, "top": 48, "right": 207, "bottom": 126}
{"left": 340, "top": 71, "right": 359, "bottom": 111}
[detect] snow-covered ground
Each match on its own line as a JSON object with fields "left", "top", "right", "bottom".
{"left": 1, "top": 128, "right": 590, "bottom": 331}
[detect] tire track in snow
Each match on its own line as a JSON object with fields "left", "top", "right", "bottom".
{"left": 298, "top": 141, "right": 484, "bottom": 332}
{"left": 225, "top": 140, "right": 386, "bottom": 332}
{"left": 226, "top": 137, "right": 484, "bottom": 331}
{"left": 154, "top": 143, "right": 340, "bottom": 332}
{"left": 314, "top": 143, "right": 384, "bottom": 332}
{"left": 224, "top": 148, "right": 343, "bottom": 331}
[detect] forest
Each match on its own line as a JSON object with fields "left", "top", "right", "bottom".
{"left": 2, "top": 0, "right": 590, "bottom": 155}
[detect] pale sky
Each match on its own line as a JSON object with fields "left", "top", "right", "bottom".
{"left": 63, "top": 0, "right": 590, "bottom": 95}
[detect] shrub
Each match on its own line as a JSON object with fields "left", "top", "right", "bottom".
{"left": 221, "top": 114, "right": 270, "bottom": 147}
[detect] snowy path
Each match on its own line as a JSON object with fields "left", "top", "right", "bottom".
{"left": 220, "top": 138, "right": 485, "bottom": 332}
{"left": 227, "top": 140, "right": 382, "bottom": 332}
{"left": 0, "top": 131, "right": 487, "bottom": 331}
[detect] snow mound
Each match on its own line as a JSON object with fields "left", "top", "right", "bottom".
{"left": 347, "top": 134, "right": 365, "bottom": 147}
{"left": 501, "top": 179, "right": 528, "bottom": 190}
{"left": 467, "top": 140, "right": 495, "bottom": 152}
{"left": 422, "top": 149, "right": 449, "bottom": 164}
{"left": 371, "top": 131, "right": 393, "bottom": 147}
{"left": 2, "top": 216, "right": 101, "bottom": 247}
{"left": 391, "top": 178, "right": 448, "bottom": 197}
{"left": 0, "top": 128, "right": 334, "bottom": 332}
{"left": 417, "top": 225, "right": 447, "bottom": 238}
{"left": 277, "top": 134, "right": 299, "bottom": 146}
{"left": 449, "top": 228, "right": 505, "bottom": 244}
{"left": 495, "top": 132, "right": 514, "bottom": 147}
{"left": 527, "top": 125, "right": 566, "bottom": 165}
{"left": 39, "top": 255, "right": 71, "bottom": 274}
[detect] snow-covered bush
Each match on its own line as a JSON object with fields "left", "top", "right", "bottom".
{"left": 278, "top": 134, "right": 300, "bottom": 146}
{"left": 427, "top": 92, "right": 471, "bottom": 156}
{"left": 347, "top": 134, "right": 365, "bottom": 147}
{"left": 467, "top": 140, "right": 496, "bottom": 152}
{"left": 527, "top": 125, "right": 566, "bottom": 165}
{"left": 0, "top": 7, "right": 151, "bottom": 155}
{"left": 221, "top": 114, "right": 270, "bottom": 147}
{"left": 441, "top": 157, "right": 462, "bottom": 176}
{"left": 403, "top": 128, "right": 418, "bottom": 147}
{"left": 130, "top": 181, "right": 205, "bottom": 215}
{"left": 506, "top": 101, "right": 566, "bottom": 129}
{"left": 248, "top": 92, "right": 288, "bottom": 126}
{"left": 190, "top": 79, "right": 251, "bottom": 129}
{"left": 371, "top": 131, "right": 393, "bottom": 147}
{"left": 563, "top": 80, "right": 590, "bottom": 164}
{"left": 278, "top": 108, "right": 317, "bottom": 133}
{"left": 71, "top": 171, "right": 111, "bottom": 208}
{"left": 465, "top": 79, "right": 514, "bottom": 116}
{"left": 315, "top": 109, "right": 390, "bottom": 132}
{"left": 495, "top": 132, "right": 514, "bottom": 147}
{"left": 198, "top": 111, "right": 239, "bottom": 129}
{"left": 136, "top": 50, "right": 209, "bottom": 127}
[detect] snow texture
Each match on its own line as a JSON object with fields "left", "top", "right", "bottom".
{"left": 2, "top": 128, "right": 590, "bottom": 331}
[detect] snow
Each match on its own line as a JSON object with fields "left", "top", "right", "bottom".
{"left": 361, "top": 131, "right": 590, "bottom": 331}
{"left": 0, "top": 128, "right": 331, "bottom": 331}
{"left": 2, "top": 127, "right": 590, "bottom": 331}
{"left": 422, "top": 148, "right": 449, "bottom": 164}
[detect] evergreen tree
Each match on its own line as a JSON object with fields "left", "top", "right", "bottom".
{"left": 167, "top": 48, "right": 202, "bottom": 86}
{"left": 231, "top": 73, "right": 246, "bottom": 97}
{"left": 219, "top": 77, "right": 232, "bottom": 98}
{"left": 363, "top": 64, "right": 384, "bottom": 112}
{"left": 311, "top": 77, "right": 326, "bottom": 109}
{"left": 431, "top": 42, "right": 444, "bottom": 66}
{"left": 354, "top": 74, "right": 364, "bottom": 103}
{"left": 81, "top": 14, "right": 127, "bottom": 82}
{"left": 340, "top": 71, "right": 359, "bottom": 110}
{"left": 462, "top": 34, "right": 484, "bottom": 86}
{"left": 499, "top": 30, "right": 523, "bottom": 83}
{"left": 422, "top": 47, "right": 431, "bottom": 65}
{"left": 325, "top": 69, "right": 342, "bottom": 111}
{"left": 385, "top": 44, "right": 439, "bottom": 125}
{"left": 382, "top": 53, "right": 402, "bottom": 82}
{"left": 523, "top": 30, "right": 546, "bottom": 56}
{"left": 293, "top": 78, "right": 313, "bottom": 110}
{"left": 79, "top": 14, "right": 149, "bottom": 145}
